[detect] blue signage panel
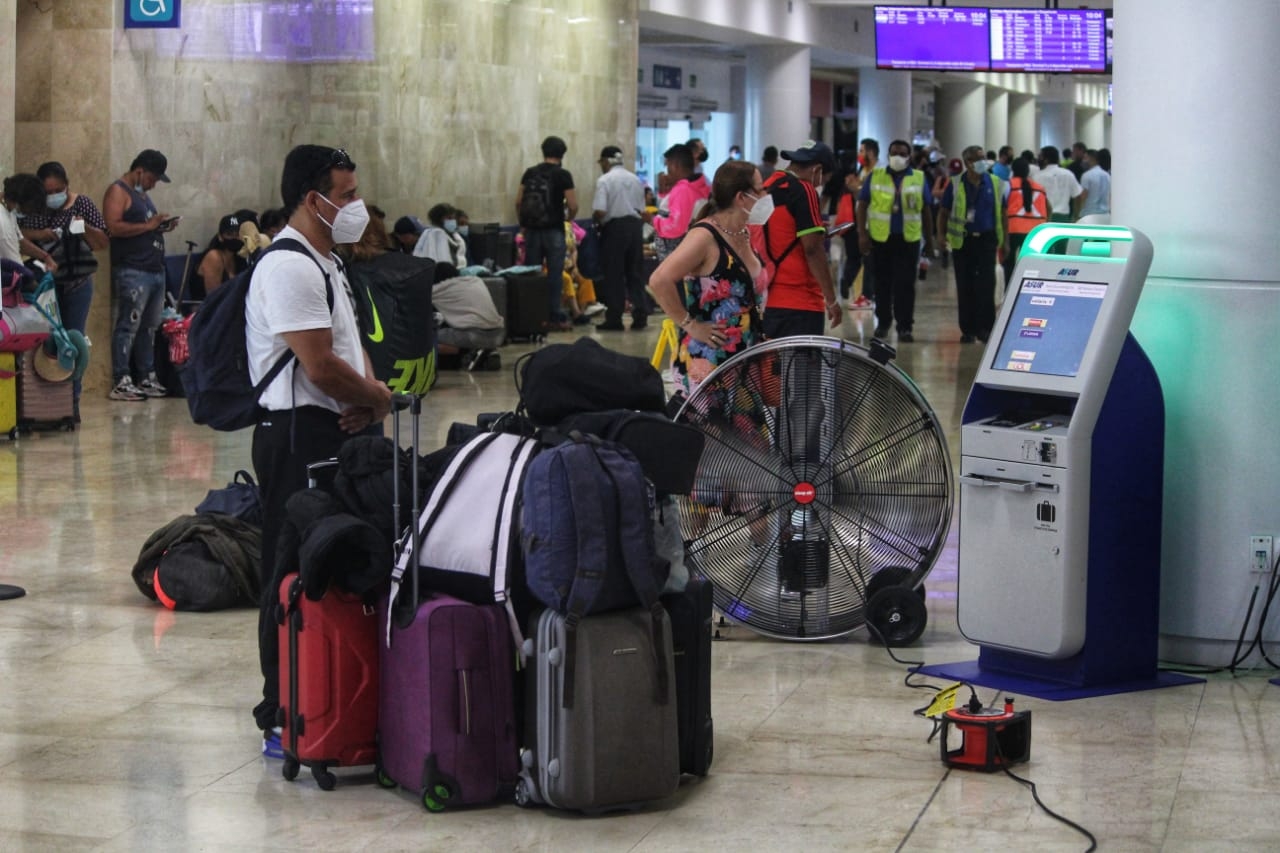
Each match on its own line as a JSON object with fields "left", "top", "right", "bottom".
{"left": 125, "top": 0, "right": 181, "bottom": 29}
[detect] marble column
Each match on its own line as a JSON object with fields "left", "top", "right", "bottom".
{"left": 857, "top": 68, "right": 911, "bottom": 150}
{"left": 1114, "top": 0, "right": 1280, "bottom": 665}
{"left": 16, "top": 0, "right": 113, "bottom": 395}
{"left": 934, "top": 80, "right": 985, "bottom": 155}
{"left": 984, "top": 88, "right": 1008, "bottom": 152}
{"left": 0, "top": 2, "right": 15, "bottom": 170}
{"left": 1076, "top": 107, "right": 1105, "bottom": 150}
{"left": 744, "top": 44, "right": 811, "bottom": 166}
{"left": 1037, "top": 76, "right": 1076, "bottom": 151}
{"left": 1007, "top": 92, "right": 1036, "bottom": 155}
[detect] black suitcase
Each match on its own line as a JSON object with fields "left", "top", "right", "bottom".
{"left": 662, "top": 576, "right": 713, "bottom": 776}
{"left": 504, "top": 273, "right": 550, "bottom": 341}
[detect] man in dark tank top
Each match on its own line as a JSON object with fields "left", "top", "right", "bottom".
{"left": 102, "top": 149, "right": 177, "bottom": 401}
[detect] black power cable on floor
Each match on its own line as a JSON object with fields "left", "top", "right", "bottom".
{"left": 868, "top": 620, "right": 1100, "bottom": 852}
{"left": 993, "top": 734, "right": 1098, "bottom": 853}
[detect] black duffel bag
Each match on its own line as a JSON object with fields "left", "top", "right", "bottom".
{"left": 556, "top": 409, "right": 705, "bottom": 496}
{"left": 516, "top": 337, "right": 665, "bottom": 424}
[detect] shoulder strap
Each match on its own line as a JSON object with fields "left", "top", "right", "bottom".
{"left": 249, "top": 238, "right": 336, "bottom": 401}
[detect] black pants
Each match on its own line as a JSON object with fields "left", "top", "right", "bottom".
{"left": 600, "top": 217, "right": 646, "bottom": 326}
{"left": 764, "top": 306, "right": 825, "bottom": 339}
{"left": 251, "top": 405, "right": 381, "bottom": 731}
{"left": 871, "top": 235, "right": 921, "bottom": 333}
{"left": 954, "top": 231, "right": 998, "bottom": 341}
{"left": 839, "top": 232, "right": 861, "bottom": 300}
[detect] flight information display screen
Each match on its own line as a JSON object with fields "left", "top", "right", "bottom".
{"left": 874, "top": 6, "right": 991, "bottom": 71}
{"left": 989, "top": 8, "right": 1107, "bottom": 73}
{"left": 992, "top": 278, "right": 1108, "bottom": 377}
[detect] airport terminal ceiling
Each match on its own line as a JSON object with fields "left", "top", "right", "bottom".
{"left": 641, "top": 0, "right": 1114, "bottom": 85}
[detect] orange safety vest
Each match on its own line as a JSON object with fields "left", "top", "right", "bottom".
{"left": 1005, "top": 177, "right": 1048, "bottom": 235}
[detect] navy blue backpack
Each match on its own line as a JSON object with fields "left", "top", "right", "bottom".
{"left": 182, "top": 238, "right": 332, "bottom": 432}
{"left": 521, "top": 435, "right": 670, "bottom": 705}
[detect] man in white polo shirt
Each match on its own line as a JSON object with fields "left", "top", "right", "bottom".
{"left": 592, "top": 145, "right": 649, "bottom": 330}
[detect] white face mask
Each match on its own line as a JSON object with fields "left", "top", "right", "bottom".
{"left": 744, "top": 192, "right": 775, "bottom": 226}
{"left": 888, "top": 155, "right": 909, "bottom": 172}
{"left": 315, "top": 194, "right": 370, "bottom": 244}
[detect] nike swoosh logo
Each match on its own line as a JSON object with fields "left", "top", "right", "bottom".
{"left": 365, "top": 287, "right": 384, "bottom": 343}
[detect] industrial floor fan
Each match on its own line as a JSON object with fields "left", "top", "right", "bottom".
{"left": 675, "top": 336, "right": 953, "bottom": 644}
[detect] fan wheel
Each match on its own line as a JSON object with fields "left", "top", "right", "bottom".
{"left": 866, "top": 586, "right": 928, "bottom": 647}
{"left": 675, "top": 336, "right": 952, "bottom": 641}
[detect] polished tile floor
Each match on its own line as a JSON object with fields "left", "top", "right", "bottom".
{"left": 2, "top": 268, "right": 1278, "bottom": 852}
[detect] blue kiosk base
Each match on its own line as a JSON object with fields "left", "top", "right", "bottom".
{"left": 914, "top": 660, "right": 1202, "bottom": 702}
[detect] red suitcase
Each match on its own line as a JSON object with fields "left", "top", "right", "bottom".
{"left": 277, "top": 573, "right": 380, "bottom": 790}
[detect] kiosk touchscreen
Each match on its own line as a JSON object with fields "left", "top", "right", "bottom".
{"left": 947, "top": 224, "right": 1171, "bottom": 693}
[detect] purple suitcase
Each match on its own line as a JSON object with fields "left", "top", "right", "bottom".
{"left": 378, "top": 595, "right": 519, "bottom": 810}
{"left": 376, "top": 394, "right": 519, "bottom": 811}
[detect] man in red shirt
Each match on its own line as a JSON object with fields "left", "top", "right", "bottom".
{"left": 759, "top": 140, "right": 842, "bottom": 337}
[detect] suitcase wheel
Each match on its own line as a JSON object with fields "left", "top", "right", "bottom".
{"left": 311, "top": 765, "right": 337, "bottom": 791}
{"left": 422, "top": 783, "right": 452, "bottom": 812}
{"left": 282, "top": 756, "right": 299, "bottom": 782}
{"left": 375, "top": 767, "right": 397, "bottom": 790}
{"left": 514, "top": 777, "right": 535, "bottom": 808}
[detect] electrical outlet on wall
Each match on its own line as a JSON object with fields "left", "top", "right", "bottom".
{"left": 1250, "top": 535, "right": 1274, "bottom": 574}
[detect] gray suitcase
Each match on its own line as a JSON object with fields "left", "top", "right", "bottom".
{"left": 515, "top": 607, "right": 680, "bottom": 812}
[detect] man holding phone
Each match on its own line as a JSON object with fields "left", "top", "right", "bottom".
{"left": 103, "top": 149, "right": 176, "bottom": 401}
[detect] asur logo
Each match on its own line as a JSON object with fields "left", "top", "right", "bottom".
{"left": 1057, "top": 268, "right": 1080, "bottom": 276}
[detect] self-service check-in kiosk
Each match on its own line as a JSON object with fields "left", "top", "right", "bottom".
{"left": 919, "top": 224, "right": 1199, "bottom": 698}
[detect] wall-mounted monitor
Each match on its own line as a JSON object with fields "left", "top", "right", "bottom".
{"left": 874, "top": 6, "right": 990, "bottom": 72}
{"left": 990, "top": 278, "right": 1108, "bottom": 378}
{"left": 989, "top": 8, "right": 1107, "bottom": 74}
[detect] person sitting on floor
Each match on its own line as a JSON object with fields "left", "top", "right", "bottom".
{"left": 431, "top": 262, "right": 505, "bottom": 370}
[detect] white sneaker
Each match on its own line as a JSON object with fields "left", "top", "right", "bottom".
{"left": 583, "top": 303, "right": 606, "bottom": 318}
{"left": 137, "top": 375, "right": 167, "bottom": 397}
{"left": 108, "top": 377, "right": 146, "bottom": 402}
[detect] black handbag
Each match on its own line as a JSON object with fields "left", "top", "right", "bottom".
{"left": 195, "top": 470, "right": 263, "bottom": 527}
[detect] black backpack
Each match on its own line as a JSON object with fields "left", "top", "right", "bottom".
{"left": 182, "top": 238, "right": 333, "bottom": 432}
{"left": 518, "top": 166, "right": 558, "bottom": 229}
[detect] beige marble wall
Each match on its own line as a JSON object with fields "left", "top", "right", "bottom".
{"left": 12, "top": 0, "right": 637, "bottom": 394}
{"left": 0, "top": 1, "right": 15, "bottom": 172}
{"left": 15, "top": 0, "right": 114, "bottom": 396}
{"left": 109, "top": 0, "right": 638, "bottom": 240}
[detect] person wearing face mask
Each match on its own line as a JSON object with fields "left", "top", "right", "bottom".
{"left": 758, "top": 140, "right": 842, "bottom": 338}
{"left": 938, "top": 144, "right": 1006, "bottom": 344}
{"left": 244, "top": 144, "right": 392, "bottom": 753}
{"left": 414, "top": 203, "right": 467, "bottom": 268}
{"left": 646, "top": 160, "right": 769, "bottom": 394}
{"left": 20, "top": 163, "right": 106, "bottom": 420}
{"left": 196, "top": 214, "right": 248, "bottom": 297}
{"left": 592, "top": 145, "right": 649, "bottom": 331}
{"left": 855, "top": 139, "right": 936, "bottom": 343}
{"left": 102, "top": 149, "right": 178, "bottom": 401}
{"left": 1, "top": 173, "right": 57, "bottom": 269}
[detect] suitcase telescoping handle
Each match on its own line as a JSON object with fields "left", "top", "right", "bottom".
{"left": 388, "top": 393, "right": 422, "bottom": 646}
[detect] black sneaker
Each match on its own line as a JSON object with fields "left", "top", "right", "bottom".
{"left": 874, "top": 324, "right": 891, "bottom": 339}
{"left": 898, "top": 331, "right": 914, "bottom": 343}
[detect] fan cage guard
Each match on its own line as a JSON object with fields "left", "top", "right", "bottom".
{"left": 675, "top": 336, "right": 953, "bottom": 640}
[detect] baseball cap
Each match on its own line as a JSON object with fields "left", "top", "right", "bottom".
{"left": 218, "top": 214, "right": 241, "bottom": 235}
{"left": 928, "top": 150, "right": 944, "bottom": 164}
{"left": 780, "top": 140, "right": 836, "bottom": 172}
{"left": 393, "top": 215, "right": 426, "bottom": 236}
{"left": 130, "top": 149, "right": 171, "bottom": 182}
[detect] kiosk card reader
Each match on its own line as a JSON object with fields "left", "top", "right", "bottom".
{"left": 921, "top": 224, "right": 1195, "bottom": 697}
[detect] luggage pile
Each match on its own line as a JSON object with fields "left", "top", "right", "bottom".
{"left": 275, "top": 340, "right": 713, "bottom": 814}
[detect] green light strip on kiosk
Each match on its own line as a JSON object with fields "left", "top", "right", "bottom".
{"left": 1021, "top": 223, "right": 1135, "bottom": 261}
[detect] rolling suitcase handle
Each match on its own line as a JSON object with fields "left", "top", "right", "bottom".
{"left": 386, "top": 393, "right": 423, "bottom": 646}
